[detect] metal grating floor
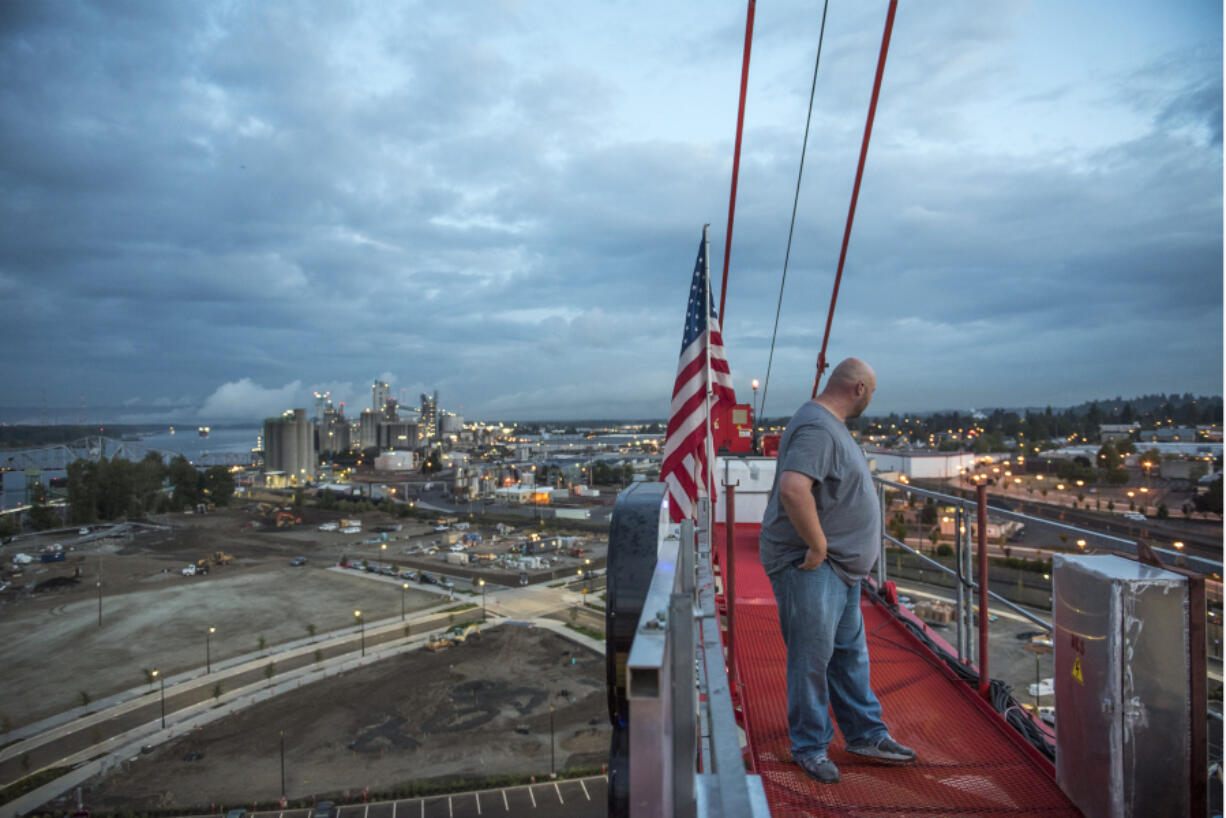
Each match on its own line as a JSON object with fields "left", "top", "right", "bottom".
{"left": 716, "top": 523, "right": 1081, "bottom": 817}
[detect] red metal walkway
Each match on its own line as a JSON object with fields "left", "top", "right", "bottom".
{"left": 715, "top": 523, "right": 1081, "bottom": 817}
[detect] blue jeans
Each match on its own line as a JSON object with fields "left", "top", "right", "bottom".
{"left": 768, "top": 560, "right": 887, "bottom": 761}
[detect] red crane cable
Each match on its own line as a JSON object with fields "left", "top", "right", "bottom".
{"left": 811, "top": 0, "right": 898, "bottom": 398}
{"left": 718, "top": 0, "right": 756, "bottom": 328}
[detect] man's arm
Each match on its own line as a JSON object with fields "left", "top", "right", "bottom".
{"left": 778, "top": 470, "right": 827, "bottom": 570}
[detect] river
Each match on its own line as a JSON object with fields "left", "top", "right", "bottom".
{"left": 1, "top": 425, "right": 261, "bottom": 510}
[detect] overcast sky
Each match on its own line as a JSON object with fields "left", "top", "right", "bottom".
{"left": 1, "top": 1, "right": 1221, "bottom": 424}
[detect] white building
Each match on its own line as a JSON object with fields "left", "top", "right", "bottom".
{"left": 374, "top": 451, "right": 418, "bottom": 471}
{"left": 866, "top": 449, "right": 979, "bottom": 480}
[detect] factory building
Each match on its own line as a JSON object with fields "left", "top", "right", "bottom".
{"left": 317, "top": 406, "right": 351, "bottom": 455}
{"left": 378, "top": 421, "right": 420, "bottom": 450}
{"left": 372, "top": 380, "right": 391, "bottom": 413}
{"left": 420, "top": 390, "right": 438, "bottom": 440}
{"left": 264, "top": 408, "right": 317, "bottom": 485}
{"left": 359, "top": 409, "right": 379, "bottom": 451}
{"left": 439, "top": 412, "right": 464, "bottom": 436}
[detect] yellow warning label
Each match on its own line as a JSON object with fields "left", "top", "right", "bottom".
{"left": 1071, "top": 656, "right": 1084, "bottom": 685}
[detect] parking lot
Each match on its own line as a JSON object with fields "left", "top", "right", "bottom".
{"left": 241, "top": 777, "right": 608, "bottom": 818}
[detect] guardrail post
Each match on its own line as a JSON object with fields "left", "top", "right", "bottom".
{"left": 954, "top": 505, "right": 965, "bottom": 663}
{"left": 962, "top": 502, "right": 975, "bottom": 666}
{"left": 876, "top": 482, "right": 888, "bottom": 587}
{"left": 976, "top": 483, "right": 990, "bottom": 699}
{"left": 724, "top": 483, "right": 737, "bottom": 685}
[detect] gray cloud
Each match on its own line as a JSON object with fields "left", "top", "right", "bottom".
{"left": 0, "top": 0, "right": 1219, "bottom": 421}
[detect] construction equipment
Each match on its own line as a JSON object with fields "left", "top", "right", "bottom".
{"left": 212, "top": 551, "right": 234, "bottom": 566}
{"left": 426, "top": 633, "right": 452, "bottom": 652}
{"left": 451, "top": 624, "right": 480, "bottom": 644}
{"left": 194, "top": 558, "right": 211, "bottom": 574}
{"left": 275, "top": 511, "right": 302, "bottom": 528}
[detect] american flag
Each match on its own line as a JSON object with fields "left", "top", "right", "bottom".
{"left": 661, "top": 228, "right": 736, "bottom": 523}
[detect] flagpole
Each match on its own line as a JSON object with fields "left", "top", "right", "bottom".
{"left": 702, "top": 223, "right": 716, "bottom": 513}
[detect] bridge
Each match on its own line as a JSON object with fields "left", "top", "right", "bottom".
{"left": 0, "top": 437, "right": 259, "bottom": 471}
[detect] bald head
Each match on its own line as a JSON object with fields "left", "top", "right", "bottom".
{"left": 817, "top": 357, "right": 877, "bottom": 420}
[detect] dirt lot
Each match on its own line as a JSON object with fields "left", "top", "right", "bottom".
{"left": 79, "top": 627, "right": 608, "bottom": 810}
{"left": 0, "top": 508, "right": 450, "bottom": 729}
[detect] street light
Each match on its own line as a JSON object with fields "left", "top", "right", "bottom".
{"left": 206, "top": 626, "right": 216, "bottom": 674}
{"left": 152, "top": 669, "right": 165, "bottom": 729}
{"left": 355, "top": 610, "right": 365, "bottom": 657}
{"left": 549, "top": 702, "right": 556, "bottom": 778}
{"left": 1024, "top": 642, "right": 1052, "bottom": 711}
{"left": 401, "top": 582, "right": 408, "bottom": 621}
{"left": 478, "top": 578, "right": 486, "bottom": 622}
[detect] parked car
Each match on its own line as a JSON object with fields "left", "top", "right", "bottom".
{"left": 225, "top": 810, "right": 247, "bottom": 818}
{"left": 311, "top": 802, "right": 337, "bottom": 818}
{"left": 419, "top": 573, "right": 438, "bottom": 585}
{"left": 400, "top": 570, "right": 417, "bottom": 581}
{"left": 290, "top": 557, "right": 308, "bottom": 566}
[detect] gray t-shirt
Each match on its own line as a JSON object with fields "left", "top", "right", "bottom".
{"left": 759, "top": 401, "right": 881, "bottom": 584}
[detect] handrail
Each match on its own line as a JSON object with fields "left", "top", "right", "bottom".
{"left": 882, "top": 531, "right": 1055, "bottom": 632}
{"left": 612, "top": 487, "right": 769, "bottom": 817}
{"left": 875, "top": 477, "right": 1222, "bottom": 575}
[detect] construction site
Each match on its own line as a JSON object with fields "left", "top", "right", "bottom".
{"left": 79, "top": 626, "right": 608, "bottom": 810}
{"left": 0, "top": 504, "right": 610, "bottom": 813}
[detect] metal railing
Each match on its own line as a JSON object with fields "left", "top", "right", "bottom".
{"left": 612, "top": 470, "right": 1222, "bottom": 815}
{"left": 621, "top": 497, "right": 769, "bottom": 818}
{"left": 871, "top": 476, "right": 1224, "bottom": 667}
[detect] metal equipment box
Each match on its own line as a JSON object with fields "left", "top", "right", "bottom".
{"left": 1052, "top": 554, "right": 1189, "bottom": 818}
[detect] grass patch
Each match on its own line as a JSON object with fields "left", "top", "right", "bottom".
{"left": 564, "top": 623, "right": 605, "bottom": 641}
{"left": 0, "top": 766, "right": 73, "bottom": 803}
{"left": 442, "top": 602, "right": 478, "bottom": 613}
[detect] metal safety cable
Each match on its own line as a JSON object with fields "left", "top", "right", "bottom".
{"left": 811, "top": 0, "right": 899, "bottom": 398}
{"left": 718, "top": 0, "right": 757, "bottom": 327}
{"left": 759, "top": 0, "right": 831, "bottom": 424}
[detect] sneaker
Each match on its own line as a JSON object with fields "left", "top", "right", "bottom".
{"left": 796, "top": 753, "right": 840, "bottom": 784}
{"left": 845, "top": 735, "right": 917, "bottom": 764}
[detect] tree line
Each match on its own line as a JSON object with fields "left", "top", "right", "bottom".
{"left": 64, "top": 453, "right": 236, "bottom": 524}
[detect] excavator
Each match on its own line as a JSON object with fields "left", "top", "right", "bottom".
{"left": 451, "top": 623, "right": 480, "bottom": 644}
{"left": 275, "top": 511, "right": 302, "bottom": 528}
